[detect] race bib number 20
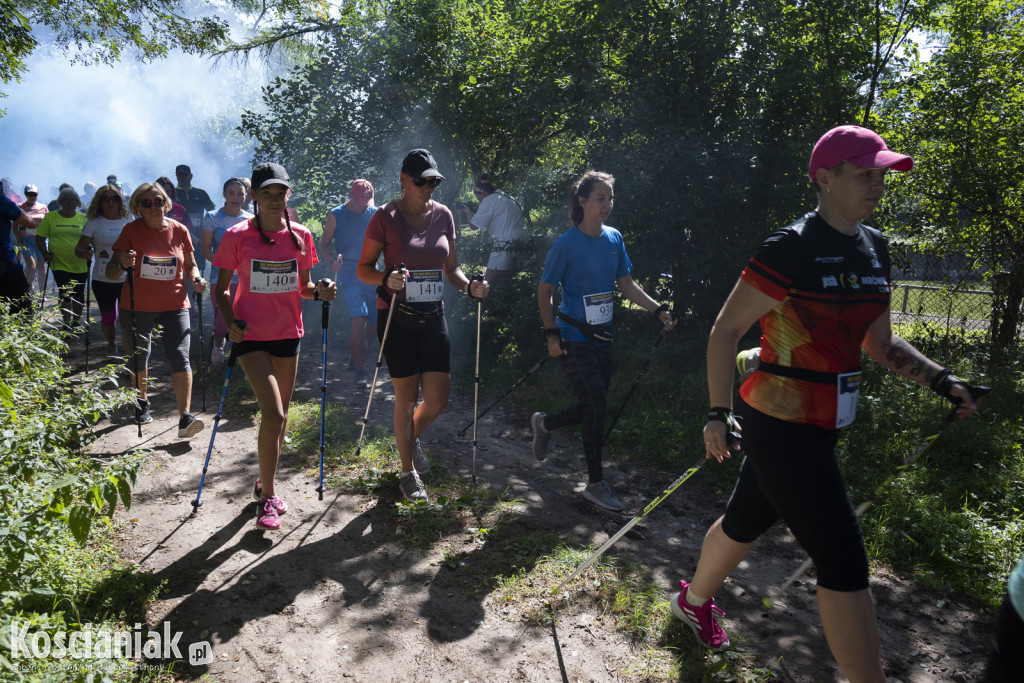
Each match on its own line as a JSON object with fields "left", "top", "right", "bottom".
{"left": 251, "top": 258, "right": 299, "bottom": 294}
{"left": 139, "top": 255, "right": 177, "bottom": 281}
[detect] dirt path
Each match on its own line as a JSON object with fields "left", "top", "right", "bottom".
{"left": 87, "top": 308, "right": 995, "bottom": 682}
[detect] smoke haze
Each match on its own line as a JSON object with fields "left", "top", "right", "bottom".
{"left": 2, "top": 47, "right": 266, "bottom": 204}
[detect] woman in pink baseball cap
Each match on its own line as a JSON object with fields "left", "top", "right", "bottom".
{"left": 669, "top": 126, "right": 984, "bottom": 680}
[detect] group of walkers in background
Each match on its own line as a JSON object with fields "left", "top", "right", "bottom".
{"left": 3, "top": 128, "right": 1018, "bottom": 679}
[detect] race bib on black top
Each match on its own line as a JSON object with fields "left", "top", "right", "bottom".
{"left": 140, "top": 255, "right": 177, "bottom": 281}
{"left": 250, "top": 258, "right": 299, "bottom": 294}
{"left": 406, "top": 269, "right": 444, "bottom": 303}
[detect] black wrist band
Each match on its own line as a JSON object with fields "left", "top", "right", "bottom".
{"left": 931, "top": 367, "right": 967, "bottom": 402}
{"left": 653, "top": 303, "right": 669, "bottom": 320}
{"left": 465, "top": 284, "right": 475, "bottom": 299}
{"left": 707, "top": 406, "right": 733, "bottom": 424}
{"left": 930, "top": 368, "right": 951, "bottom": 392}
{"left": 544, "top": 328, "right": 560, "bottom": 340}
{"left": 313, "top": 287, "right": 321, "bottom": 301}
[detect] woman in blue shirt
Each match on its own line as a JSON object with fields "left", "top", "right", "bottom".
{"left": 533, "top": 171, "right": 676, "bottom": 512}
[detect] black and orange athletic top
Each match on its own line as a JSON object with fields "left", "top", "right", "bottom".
{"left": 739, "top": 212, "right": 891, "bottom": 429}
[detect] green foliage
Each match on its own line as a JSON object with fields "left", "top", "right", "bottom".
{"left": 841, "top": 330, "right": 1024, "bottom": 608}
{"left": 883, "top": 0, "right": 1024, "bottom": 347}
{"left": 0, "top": 307, "right": 154, "bottom": 681}
{"left": 2, "top": 0, "right": 230, "bottom": 99}
{"left": 0, "top": 308, "right": 142, "bottom": 602}
{"left": 238, "top": 0, "right": 932, "bottom": 324}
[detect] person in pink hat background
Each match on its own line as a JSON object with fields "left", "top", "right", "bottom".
{"left": 668, "top": 125, "right": 983, "bottom": 680}
{"left": 320, "top": 179, "right": 379, "bottom": 386}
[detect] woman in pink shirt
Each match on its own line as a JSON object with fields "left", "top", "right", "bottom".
{"left": 213, "top": 162, "right": 336, "bottom": 531}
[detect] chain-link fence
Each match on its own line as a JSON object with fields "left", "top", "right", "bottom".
{"left": 890, "top": 282, "right": 994, "bottom": 335}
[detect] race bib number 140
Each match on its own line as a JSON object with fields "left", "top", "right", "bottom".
{"left": 251, "top": 258, "right": 299, "bottom": 294}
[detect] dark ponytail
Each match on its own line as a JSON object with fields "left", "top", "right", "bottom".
{"left": 252, "top": 203, "right": 304, "bottom": 253}
{"left": 568, "top": 170, "right": 615, "bottom": 225}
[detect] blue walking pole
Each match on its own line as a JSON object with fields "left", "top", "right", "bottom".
{"left": 192, "top": 320, "right": 246, "bottom": 513}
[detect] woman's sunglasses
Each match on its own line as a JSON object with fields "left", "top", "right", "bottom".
{"left": 412, "top": 177, "right": 442, "bottom": 188}
{"left": 140, "top": 198, "right": 166, "bottom": 208}
{"left": 101, "top": 195, "right": 121, "bottom": 203}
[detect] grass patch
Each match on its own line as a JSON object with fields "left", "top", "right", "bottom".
{"left": 892, "top": 280, "right": 992, "bottom": 320}
{"left": 492, "top": 544, "right": 770, "bottom": 681}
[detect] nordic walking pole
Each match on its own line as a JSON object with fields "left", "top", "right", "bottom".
{"left": 192, "top": 320, "right": 247, "bottom": 513}
{"left": 194, "top": 279, "right": 206, "bottom": 413}
{"left": 83, "top": 259, "right": 92, "bottom": 374}
{"left": 354, "top": 263, "right": 404, "bottom": 457}
{"left": 316, "top": 279, "right": 333, "bottom": 501}
{"left": 601, "top": 328, "right": 668, "bottom": 447}
{"left": 470, "top": 274, "right": 484, "bottom": 486}
{"left": 126, "top": 267, "right": 143, "bottom": 438}
{"left": 456, "top": 356, "right": 549, "bottom": 437}
{"left": 553, "top": 457, "right": 708, "bottom": 594}
{"left": 39, "top": 262, "right": 50, "bottom": 313}
{"left": 775, "top": 383, "right": 991, "bottom": 595}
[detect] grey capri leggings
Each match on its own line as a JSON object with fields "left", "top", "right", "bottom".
{"left": 119, "top": 308, "right": 192, "bottom": 374}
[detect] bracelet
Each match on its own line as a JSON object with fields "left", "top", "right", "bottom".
{"left": 652, "top": 303, "right": 669, "bottom": 320}
{"left": 544, "top": 328, "right": 560, "bottom": 340}
{"left": 464, "top": 283, "right": 474, "bottom": 299}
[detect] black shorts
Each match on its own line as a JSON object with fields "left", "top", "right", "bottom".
{"left": 720, "top": 398, "right": 869, "bottom": 592}
{"left": 377, "top": 311, "right": 450, "bottom": 378}
{"left": 234, "top": 337, "right": 301, "bottom": 358}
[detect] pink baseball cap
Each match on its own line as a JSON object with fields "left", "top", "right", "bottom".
{"left": 350, "top": 179, "right": 374, "bottom": 200}
{"left": 808, "top": 125, "right": 913, "bottom": 181}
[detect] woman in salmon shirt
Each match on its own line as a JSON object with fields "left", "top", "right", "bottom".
{"left": 107, "top": 183, "right": 207, "bottom": 438}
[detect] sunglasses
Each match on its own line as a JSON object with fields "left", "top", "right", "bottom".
{"left": 140, "top": 197, "right": 166, "bottom": 208}
{"left": 26, "top": 193, "right": 38, "bottom": 197}
{"left": 101, "top": 195, "right": 121, "bottom": 203}
{"left": 412, "top": 177, "right": 442, "bottom": 188}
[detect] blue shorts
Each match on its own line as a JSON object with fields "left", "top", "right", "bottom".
{"left": 23, "top": 239, "right": 44, "bottom": 263}
{"left": 341, "top": 277, "right": 379, "bottom": 321}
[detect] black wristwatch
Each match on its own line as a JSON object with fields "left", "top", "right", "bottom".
{"left": 313, "top": 286, "right": 321, "bottom": 302}
{"left": 544, "top": 328, "right": 560, "bottom": 340}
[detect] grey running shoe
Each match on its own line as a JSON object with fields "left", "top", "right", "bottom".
{"left": 531, "top": 412, "right": 550, "bottom": 461}
{"left": 136, "top": 398, "right": 153, "bottom": 424}
{"left": 412, "top": 438, "right": 430, "bottom": 474}
{"left": 177, "top": 412, "right": 205, "bottom": 439}
{"left": 352, "top": 371, "right": 368, "bottom": 388}
{"left": 583, "top": 480, "right": 624, "bottom": 512}
{"left": 399, "top": 471, "right": 428, "bottom": 503}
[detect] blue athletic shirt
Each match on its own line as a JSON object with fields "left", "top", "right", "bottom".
{"left": 540, "top": 225, "right": 632, "bottom": 344}
{"left": 329, "top": 204, "right": 377, "bottom": 282}
{"left": 1, "top": 195, "right": 24, "bottom": 270}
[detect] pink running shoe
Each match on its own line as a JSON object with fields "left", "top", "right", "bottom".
{"left": 670, "top": 580, "right": 730, "bottom": 650}
{"left": 256, "top": 497, "right": 282, "bottom": 530}
{"left": 252, "top": 478, "right": 287, "bottom": 514}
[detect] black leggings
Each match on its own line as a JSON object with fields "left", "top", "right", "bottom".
{"left": 984, "top": 594, "right": 1024, "bottom": 682}
{"left": 721, "top": 399, "right": 869, "bottom": 592}
{"left": 544, "top": 341, "right": 613, "bottom": 483}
